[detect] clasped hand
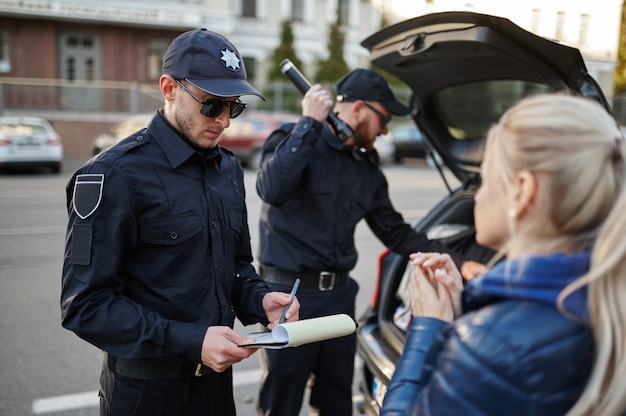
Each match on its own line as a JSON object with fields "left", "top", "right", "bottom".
{"left": 408, "top": 252, "right": 464, "bottom": 322}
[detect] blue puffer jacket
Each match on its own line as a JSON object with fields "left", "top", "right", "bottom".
{"left": 381, "top": 252, "right": 594, "bottom": 416}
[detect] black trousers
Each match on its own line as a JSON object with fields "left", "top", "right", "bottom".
{"left": 99, "top": 360, "right": 235, "bottom": 416}
{"left": 257, "top": 277, "right": 359, "bottom": 416}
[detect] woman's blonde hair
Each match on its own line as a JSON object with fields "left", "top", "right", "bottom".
{"left": 486, "top": 94, "right": 626, "bottom": 415}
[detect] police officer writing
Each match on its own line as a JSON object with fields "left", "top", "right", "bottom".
{"left": 60, "top": 29, "right": 299, "bottom": 416}
{"left": 255, "top": 69, "right": 486, "bottom": 415}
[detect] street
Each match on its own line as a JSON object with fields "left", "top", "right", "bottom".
{"left": 0, "top": 159, "right": 453, "bottom": 416}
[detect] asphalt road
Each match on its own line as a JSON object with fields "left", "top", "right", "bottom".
{"left": 0, "top": 158, "right": 453, "bottom": 416}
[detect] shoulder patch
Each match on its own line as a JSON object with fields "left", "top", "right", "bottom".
{"left": 72, "top": 174, "right": 104, "bottom": 219}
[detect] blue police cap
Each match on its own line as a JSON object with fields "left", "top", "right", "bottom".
{"left": 163, "top": 28, "right": 265, "bottom": 100}
{"left": 336, "top": 68, "right": 409, "bottom": 116}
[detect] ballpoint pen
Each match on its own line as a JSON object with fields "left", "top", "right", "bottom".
{"left": 279, "top": 278, "right": 300, "bottom": 324}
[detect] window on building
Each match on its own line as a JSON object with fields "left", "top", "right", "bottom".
{"left": 85, "top": 57, "right": 94, "bottom": 81}
{"left": 555, "top": 11, "right": 565, "bottom": 40}
{"left": 531, "top": 8, "right": 540, "bottom": 33}
{"left": 243, "top": 56, "right": 256, "bottom": 82}
{"left": 579, "top": 13, "right": 589, "bottom": 47}
{"left": 338, "top": 0, "right": 349, "bottom": 25}
{"left": 66, "top": 57, "right": 75, "bottom": 81}
{"left": 242, "top": 0, "right": 257, "bottom": 18}
{"left": 291, "top": 0, "right": 304, "bottom": 22}
{"left": 0, "top": 29, "right": 10, "bottom": 73}
{"left": 147, "top": 39, "right": 170, "bottom": 80}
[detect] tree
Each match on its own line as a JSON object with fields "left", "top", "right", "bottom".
{"left": 314, "top": 5, "right": 349, "bottom": 83}
{"left": 615, "top": 1, "right": 626, "bottom": 94}
{"left": 370, "top": 9, "right": 404, "bottom": 86}
{"left": 268, "top": 20, "right": 303, "bottom": 81}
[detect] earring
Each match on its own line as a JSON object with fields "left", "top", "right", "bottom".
{"left": 508, "top": 208, "right": 516, "bottom": 218}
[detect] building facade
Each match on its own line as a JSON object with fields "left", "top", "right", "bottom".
{"left": 0, "top": 0, "right": 622, "bottom": 156}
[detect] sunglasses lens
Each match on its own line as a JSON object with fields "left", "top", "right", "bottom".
{"left": 229, "top": 102, "right": 247, "bottom": 119}
{"left": 200, "top": 100, "right": 247, "bottom": 118}
{"left": 200, "top": 100, "right": 228, "bottom": 118}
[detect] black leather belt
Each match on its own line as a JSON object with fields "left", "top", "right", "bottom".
{"left": 105, "top": 352, "right": 212, "bottom": 379}
{"left": 260, "top": 265, "right": 349, "bottom": 291}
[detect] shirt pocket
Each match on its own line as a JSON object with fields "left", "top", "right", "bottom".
{"left": 135, "top": 212, "right": 206, "bottom": 293}
{"left": 139, "top": 211, "right": 202, "bottom": 245}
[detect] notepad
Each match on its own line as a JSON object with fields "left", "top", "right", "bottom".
{"left": 238, "top": 314, "right": 356, "bottom": 349}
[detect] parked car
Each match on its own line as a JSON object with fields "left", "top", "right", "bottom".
{"left": 374, "top": 133, "right": 395, "bottom": 164}
{"left": 92, "top": 113, "right": 152, "bottom": 155}
{"left": 0, "top": 116, "right": 63, "bottom": 174}
{"left": 388, "top": 124, "right": 431, "bottom": 164}
{"left": 219, "top": 111, "right": 298, "bottom": 168}
{"left": 355, "top": 11, "right": 611, "bottom": 415}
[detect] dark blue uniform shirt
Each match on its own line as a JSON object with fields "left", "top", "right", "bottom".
{"left": 256, "top": 117, "right": 463, "bottom": 273}
{"left": 61, "top": 111, "right": 270, "bottom": 363}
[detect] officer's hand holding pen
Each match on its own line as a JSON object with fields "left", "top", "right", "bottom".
{"left": 279, "top": 278, "right": 300, "bottom": 324}
{"left": 262, "top": 280, "right": 301, "bottom": 330}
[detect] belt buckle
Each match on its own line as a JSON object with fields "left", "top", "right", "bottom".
{"left": 318, "top": 271, "right": 335, "bottom": 291}
{"left": 195, "top": 363, "right": 209, "bottom": 377}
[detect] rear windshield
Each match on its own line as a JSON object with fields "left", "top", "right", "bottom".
{"left": 434, "top": 80, "right": 555, "bottom": 141}
{"left": 0, "top": 122, "right": 49, "bottom": 136}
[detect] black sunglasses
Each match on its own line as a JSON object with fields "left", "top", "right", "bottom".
{"left": 363, "top": 101, "right": 392, "bottom": 127}
{"left": 176, "top": 79, "right": 247, "bottom": 119}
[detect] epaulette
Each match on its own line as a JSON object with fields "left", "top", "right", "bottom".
{"left": 92, "top": 129, "right": 150, "bottom": 162}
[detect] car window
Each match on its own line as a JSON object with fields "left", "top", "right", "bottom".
{"left": 0, "top": 122, "right": 49, "bottom": 136}
{"left": 393, "top": 126, "right": 422, "bottom": 141}
{"left": 434, "top": 80, "right": 555, "bottom": 141}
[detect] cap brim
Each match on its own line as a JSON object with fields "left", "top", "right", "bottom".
{"left": 187, "top": 79, "right": 266, "bottom": 101}
{"left": 380, "top": 100, "right": 411, "bottom": 116}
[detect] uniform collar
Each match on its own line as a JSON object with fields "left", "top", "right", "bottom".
{"left": 322, "top": 123, "right": 380, "bottom": 166}
{"left": 150, "top": 110, "right": 222, "bottom": 168}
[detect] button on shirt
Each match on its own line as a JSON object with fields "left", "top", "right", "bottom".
{"left": 256, "top": 117, "right": 459, "bottom": 273}
{"left": 61, "top": 111, "right": 269, "bottom": 363}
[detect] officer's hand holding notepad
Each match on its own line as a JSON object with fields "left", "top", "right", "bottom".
{"left": 238, "top": 314, "right": 356, "bottom": 349}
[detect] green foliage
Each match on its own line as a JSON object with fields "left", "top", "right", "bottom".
{"left": 314, "top": 6, "right": 349, "bottom": 84}
{"left": 268, "top": 20, "right": 304, "bottom": 82}
{"left": 615, "top": 2, "right": 626, "bottom": 94}
{"left": 367, "top": 11, "right": 404, "bottom": 87}
{"left": 371, "top": 65, "right": 405, "bottom": 87}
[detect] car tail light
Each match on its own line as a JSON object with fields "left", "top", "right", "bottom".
{"left": 370, "top": 248, "right": 391, "bottom": 307}
{"left": 46, "top": 134, "right": 62, "bottom": 145}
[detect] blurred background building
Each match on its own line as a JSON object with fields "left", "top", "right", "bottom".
{"left": 0, "top": 0, "right": 623, "bottom": 157}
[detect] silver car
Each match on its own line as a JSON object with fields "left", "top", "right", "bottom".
{"left": 0, "top": 116, "right": 63, "bottom": 174}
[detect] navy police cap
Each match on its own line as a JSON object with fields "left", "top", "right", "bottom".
{"left": 336, "top": 68, "right": 409, "bottom": 116}
{"left": 163, "top": 28, "right": 265, "bottom": 100}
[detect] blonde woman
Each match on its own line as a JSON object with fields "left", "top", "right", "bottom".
{"left": 381, "top": 94, "right": 626, "bottom": 415}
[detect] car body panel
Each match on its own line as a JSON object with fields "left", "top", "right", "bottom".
{"left": 355, "top": 11, "right": 612, "bottom": 415}
{"left": 0, "top": 116, "right": 63, "bottom": 173}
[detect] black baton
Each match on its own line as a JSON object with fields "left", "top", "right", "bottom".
{"left": 279, "top": 59, "right": 354, "bottom": 142}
